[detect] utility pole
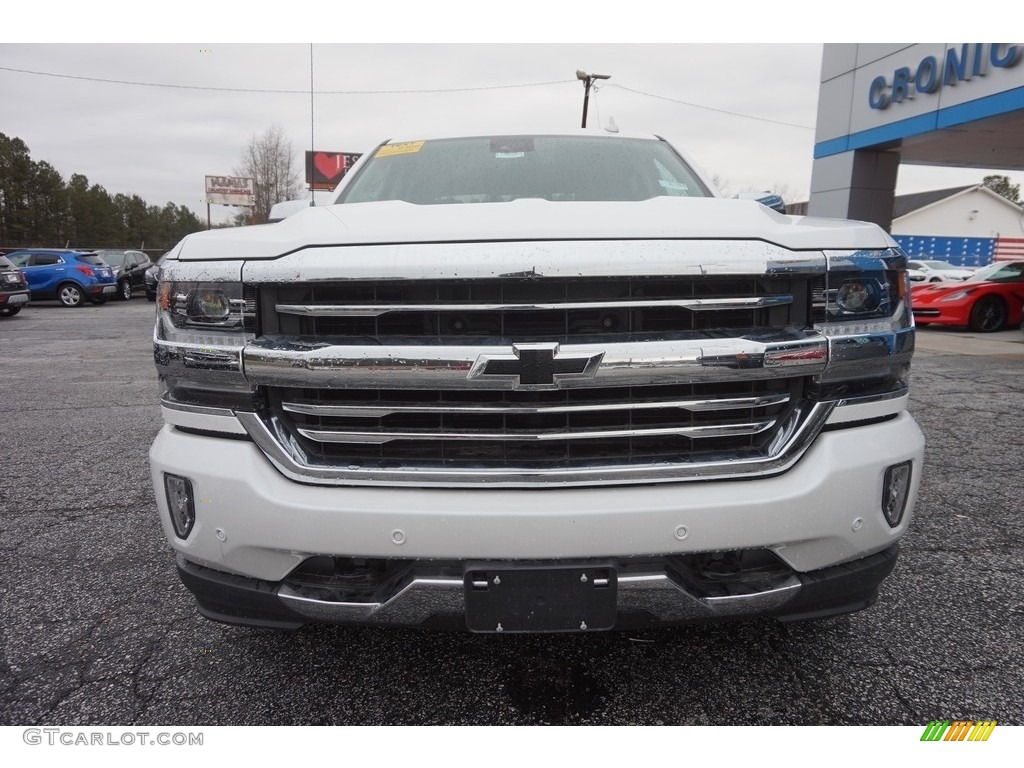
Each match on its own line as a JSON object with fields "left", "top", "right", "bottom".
{"left": 576, "top": 70, "right": 611, "bottom": 128}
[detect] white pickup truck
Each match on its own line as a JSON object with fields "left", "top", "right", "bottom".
{"left": 150, "top": 131, "right": 923, "bottom": 632}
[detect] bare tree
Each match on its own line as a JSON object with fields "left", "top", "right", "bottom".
{"left": 982, "top": 174, "right": 1021, "bottom": 204}
{"left": 235, "top": 125, "right": 302, "bottom": 224}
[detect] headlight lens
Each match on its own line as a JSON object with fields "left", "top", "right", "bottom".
{"left": 940, "top": 289, "right": 975, "bottom": 302}
{"left": 835, "top": 278, "right": 883, "bottom": 313}
{"left": 823, "top": 272, "right": 899, "bottom": 321}
{"left": 187, "top": 288, "right": 231, "bottom": 323}
{"left": 159, "top": 282, "right": 245, "bottom": 330}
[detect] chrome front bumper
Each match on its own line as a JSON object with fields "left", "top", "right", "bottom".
{"left": 176, "top": 545, "right": 900, "bottom": 631}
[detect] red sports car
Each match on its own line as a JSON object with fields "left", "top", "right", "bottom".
{"left": 911, "top": 261, "right": 1024, "bottom": 332}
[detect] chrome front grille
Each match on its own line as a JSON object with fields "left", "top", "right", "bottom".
{"left": 265, "top": 380, "right": 805, "bottom": 471}
{"left": 237, "top": 271, "right": 833, "bottom": 486}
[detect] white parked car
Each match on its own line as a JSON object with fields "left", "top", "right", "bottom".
{"left": 150, "top": 130, "right": 923, "bottom": 632}
{"left": 907, "top": 259, "right": 974, "bottom": 282}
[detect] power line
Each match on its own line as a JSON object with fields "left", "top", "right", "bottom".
{"left": 609, "top": 83, "right": 814, "bottom": 130}
{"left": 0, "top": 63, "right": 814, "bottom": 130}
{"left": 0, "top": 65, "right": 573, "bottom": 95}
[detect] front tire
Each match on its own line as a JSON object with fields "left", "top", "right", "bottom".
{"left": 969, "top": 296, "right": 1006, "bottom": 332}
{"left": 118, "top": 279, "right": 132, "bottom": 301}
{"left": 58, "top": 283, "right": 84, "bottom": 307}
{"left": 0, "top": 306, "right": 22, "bottom": 317}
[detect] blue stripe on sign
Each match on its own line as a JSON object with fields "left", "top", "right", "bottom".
{"left": 814, "top": 85, "right": 1024, "bottom": 159}
{"left": 893, "top": 235, "right": 996, "bottom": 267}
{"left": 937, "top": 85, "right": 1024, "bottom": 128}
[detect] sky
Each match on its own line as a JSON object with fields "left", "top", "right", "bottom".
{"left": 1, "top": 7, "right": 1021, "bottom": 226}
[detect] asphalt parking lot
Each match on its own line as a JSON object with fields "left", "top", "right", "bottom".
{"left": 1, "top": 299, "right": 1022, "bottom": 726}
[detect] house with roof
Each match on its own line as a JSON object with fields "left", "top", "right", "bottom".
{"left": 892, "top": 185, "right": 1022, "bottom": 238}
{"left": 891, "top": 185, "right": 1024, "bottom": 265}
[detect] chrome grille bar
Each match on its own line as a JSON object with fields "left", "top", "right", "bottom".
{"left": 296, "top": 421, "right": 776, "bottom": 445}
{"left": 234, "top": 401, "right": 835, "bottom": 487}
{"left": 281, "top": 393, "right": 791, "bottom": 418}
{"left": 244, "top": 335, "right": 828, "bottom": 389}
{"left": 276, "top": 295, "right": 792, "bottom": 317}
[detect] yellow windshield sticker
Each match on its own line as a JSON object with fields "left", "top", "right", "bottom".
{"left": 376, "top": 141, "right": 425, "bottom": 158}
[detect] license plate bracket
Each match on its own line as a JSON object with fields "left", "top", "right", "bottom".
{"left": 464, "top": 564, "right": 617, "bottom": 633}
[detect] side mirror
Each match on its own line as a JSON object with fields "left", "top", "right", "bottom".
{"left": 736, "top": 191, "right": 787, "bottom": 214}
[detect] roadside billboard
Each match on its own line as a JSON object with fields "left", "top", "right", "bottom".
{"left": 204, "top": 176, "right": 255, "bottom": 206}
{"left": 305, "top": 151, "right": 362, "bottom": 191}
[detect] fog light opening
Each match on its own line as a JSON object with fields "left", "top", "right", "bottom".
{"left": 165, "top": 473, "right": 196, "bottom": 539}
{"left": 882, "top": 461, "right": 912, "bottom": 527}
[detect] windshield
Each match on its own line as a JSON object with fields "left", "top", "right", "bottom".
{"left": 920, "top": 260, "right": 959, "bottom": 270}
{"left": 75, "top": 254, "right": 108, "bottom": 266}
{"left": 338, "top": 136, "right": 711, "bottom": 205}
{"left": 96, "top": 251, "right": 127, "bottom": 267}
{"left": 967, "top": 262, "right": 1024, "bottom": 282}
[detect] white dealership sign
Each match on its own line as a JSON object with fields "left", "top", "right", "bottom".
{"left": 205, "top": 175, "right": 255, "bottom": 206}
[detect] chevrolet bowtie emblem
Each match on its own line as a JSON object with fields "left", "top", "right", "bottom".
{"left": 468, "top": 343, "right": 604, "bottom": 389}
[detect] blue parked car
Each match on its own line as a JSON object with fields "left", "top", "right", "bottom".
{"left": 4, "top": 249, "right": 117, "bottom": 307}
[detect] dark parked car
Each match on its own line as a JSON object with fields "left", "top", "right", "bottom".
{"left": 145, "top": 253, "right": 168, "bottom": 301}
{"left": 5, "top": 249, "right": 117, "bottom": 307}
{"left": 0, "top": 254, "right": 31, "bottom": 316}
{"left": 95, "top": 249, "right": 152, "bottom": 301}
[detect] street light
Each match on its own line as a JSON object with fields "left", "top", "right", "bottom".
{"left": 576, "top": 69, "right": 611, "bottom": 129}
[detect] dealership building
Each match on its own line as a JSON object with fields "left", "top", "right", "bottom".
{"left": 809, "top": 43, "right": 1024, "bottom": 262}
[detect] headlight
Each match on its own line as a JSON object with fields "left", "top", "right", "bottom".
{"left": 159, "top": 282, "right": 245, "bottom": 330}
{"left": 823, "top": 272, "right": 899, "bottom": 321}
{"left": 153, "top": 264, "right": 255, "bottom": 413}
{"left": 835, "top": 278, "right": 884, "bottom": 313}
{"left": 940, "top": 289, "right": 975, "bottom": 302}
{"left": 813, "top": 249, "right": 914, "bottom": 404}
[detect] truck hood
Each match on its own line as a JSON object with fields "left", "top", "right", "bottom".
{"left": 176, "top": 198, "right": 896, "bottom": 261}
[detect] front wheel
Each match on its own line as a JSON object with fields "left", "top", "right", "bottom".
{"left": 0, "top": 306, "right": 22, "bottom": 317}
{"left": 969, "top": 296, "right": 1006, "bottom": 332}
{"left": 118, "top": 279, "right": 132, "bottom": 301}
{"left": 58, "top": 283, "right": 84, "bottom": 307}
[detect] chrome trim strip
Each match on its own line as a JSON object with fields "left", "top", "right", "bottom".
{"left": 276, "top": 571, "right": 802, "bottom": 625}
{"left": 827, "top": 390, "right": 910, "bottom": 426}
{"left": 160, "top": 405, "right": 247, "bottom": 436}
{"left": 234, "top": 401, "right": 835, "bottom": 487}
{"left": 275, "top": 295, "right": 793, "bottom": 317}
{"left": 181, "top": 349, "right": 242, "bottom": 369}
{"left": 159, "top": 397, "right": 237, "bottom": 418}
{"left": 281, "top": 393, "right": 791, "bottom": 418}
{"left": 296, "top": 420, "right": 776, "bottom": 445}
{"left": 278, "top": 578, "right": 464, "bottom": 625}
{"left": 153, "top": 337, "right": 248, "bottom": 389}
{"left": 615, "top": 573, "right": 800, "bottom": 621}
{"left": 243, "top": 334, "right": 829, "bottom": 389}
{"left": 834, "top": 386, "right": 909, "bottom": 409}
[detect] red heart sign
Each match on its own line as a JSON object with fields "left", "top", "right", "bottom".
{"left": 314, "top": 152, "right": 347, "bottom": 181}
